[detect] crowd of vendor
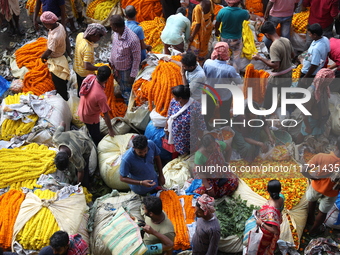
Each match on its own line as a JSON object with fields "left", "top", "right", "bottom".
{"left": 1, "top": 0, "right": 340, "bottom": 254}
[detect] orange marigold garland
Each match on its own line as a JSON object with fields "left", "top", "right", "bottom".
{"left": 121, "top": 0, "right": 163, "bottom": 22}
{"left": 243, "top": 64, "right": 269, "bottom": 104}
{"left": 0, "top": 190, "right": 25, "bottom": 250}
{"left": 178, "top": 195, "right": 196, "bottom": 225}
{"left": 160, "top": 190, "right": 191, "bottom": 250}
{"left": 104, "top": 74, "right": 127, "bottom": 118}
{"left": 245, "top": 0, "right": 263, "bottom": 16}
{"left": 214, "top": 4, "right": 223, "bottom": 17}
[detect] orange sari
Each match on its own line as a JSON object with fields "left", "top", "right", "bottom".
{"left": 189, "top": 0, "right": 214, "bottom": 61}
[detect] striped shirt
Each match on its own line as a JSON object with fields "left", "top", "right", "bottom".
{"left": 74, "top": 32, "right": 95, "bottom": 78}
{"left": 110, "top": 26, "right": 141, "bottom": 78}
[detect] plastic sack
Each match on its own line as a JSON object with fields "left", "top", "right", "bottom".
{"left": 44, "top": 93, "right": 72, "bottom": 130}
{"left": 0, "top": 76, "right": 10, "bottom": 97}
{"left": 144, "top": 121, "right": 172, "bottom": 161}
{"left": 218, "top": 235, "right": 243, "bottom": 254}
{"left": 97, "top": 134, "right": 137, "bottom": 190}
{"left": 12, "top": 191, "right": 87, "bottom": 249}
{"left": 163, "top": 155, "right": 191, "bottom": 189}
{"left": 150, "top": 109, "right": 167, "bottom": 127}
{"left": 89, "top": 191, "right": 143, "bottom": 255}
{"left": 125, "top": 91, "right": 150, "bottom": 131}
{"left": 325, "top": 204, "right": 340, "bottom": 229}
{"left": 100, "top": 117, "right": 139, "bottom": 136}
{"left": 67, "top": 89, "right": 84, "bottom": 128}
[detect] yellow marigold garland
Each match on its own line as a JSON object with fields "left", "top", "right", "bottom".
{"left": 242, "top": 20, "right": 258, "bottom": 60}
{"left": 0, "top": 190, "right": 25, "bottom": 250}
{"left": 9, "top": 179, "right": 42, "bottom": 191}
{"left": 159, "top": 190, "right": 191, "bottom": 250}
{"left": 292, "top": 9, "right": 310, "bottom": 34}
{"left": 140, "top": 17, "right": 165, "bottom": 53}
{"left": 93, "top": 0, "right": 119, "bottom": 20}
{"left": 16, "top": 189, "right": 59, "bottom": 250}
{"left": 0, "top": 92, "right": 39, "bottom": 141}
{"left": 292, "top": 64, "right": 302, "bottom": 82}
{"left": 0, "top": 143, "right": 56, "bottom": 188}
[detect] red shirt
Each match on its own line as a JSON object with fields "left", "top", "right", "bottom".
{"left": 303, "top": 0, "right": 339, "bottom": 28}
{"left": 78, "top": 79, "right": 110, "bottom": 124}
{"left": 329, "top": 38, "right": 340, "bottom": 70}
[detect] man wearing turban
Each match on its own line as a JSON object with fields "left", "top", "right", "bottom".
{"left": 192, "top": 194, "right": 221, "bottom": 255}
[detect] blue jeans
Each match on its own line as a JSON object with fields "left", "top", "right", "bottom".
{"left": 263, "top": 16, "right": 292, "bottom": 50}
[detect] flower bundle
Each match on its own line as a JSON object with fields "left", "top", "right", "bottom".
{"left": 10, "top": 179, "right": 42, "bottom": 191}
{"left": 0, "top": 190, "right": 25, "bottom": 250}
{"left": 0, "top": 92, "right": 38, "bottom": 141}
{"left": 26, "top": 0, "right": 41, "bottom": 15}
{"left": 15, "top": 38, "right": 55, "bottom": 96}
{"left": 23, "top": 58, "right": 55, "bottom": 96}
{"left": 86, "top": 0, "right": 107, "bottom": 18}
{"left": 286, "top": 214, "right": 299, "bottom": 246}
{"left": 292, "top": 9, "right": 309, "bottom": 34}
{"left": 121, "top": 0, "right": 163, "bottom": 23}
{"left": 245, "top": 0, "right": 263, "bottom": 16}
{"left": 178, "top": 195, "right": 195, "bottom": 225}
{"left": 82, "top": 187, "right": 93, "bottom": 203}
{"left": 132, "top": 78, "right": 149, "bottom": 106}
{"left": 95, "top": 63, "right": 127, "bottom": 118}
{"left": 243, "top": 64, "right": 269, "bottom": 104}
{"left": 140, "top": 17, "right": 165, "bottom": 53}
{"left": 292, "top": 64, "right": 302, "bottom": 82}
{"left": 132, "top": 59, "right": 183, "bottom": 116}
{"left": 93, "top": 0, "right": 120, "bottom": 20}
{"left": 159, "top": 190, "right": 191, "bottom": 250}
{"left": 0, "top": 143, "right": 56, "bottom": 188}
{"left": 242, "top": 20, "right": 258, "bottom": 60}
{"left": 16, "top": 189, "right": 59, "bottom": 250}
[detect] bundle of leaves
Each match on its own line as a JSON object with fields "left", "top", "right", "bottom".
{"left": 215, "top": 195, "right": 260, "bottom": 238}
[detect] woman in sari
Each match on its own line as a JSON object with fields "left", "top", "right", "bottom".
{"left": 255, "top": 179, "right": 284, "bottom": 255}
{"left": 194, "top": 133, "right": 238, "bottom": 198}
{"left": 188, "top": 0, "right": 214, "bottom": 64}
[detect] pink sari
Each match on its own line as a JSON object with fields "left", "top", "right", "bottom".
{"left": 258, "top": 204, "right": 282, "bottom": 255}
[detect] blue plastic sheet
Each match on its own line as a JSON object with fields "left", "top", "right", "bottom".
{"left": 0, "top": 76, "right": 10, "bottom": 97}
{"left": 144, "top": 121, "right": 172, "bottom": 161}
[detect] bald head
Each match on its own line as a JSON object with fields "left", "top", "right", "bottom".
{"left": 125, "top": 5, "right": 137, "bottom": 19}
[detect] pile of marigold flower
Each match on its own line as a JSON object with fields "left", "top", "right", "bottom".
{"left": 16, "top": 189, "right": 60, "bottom": 250}
{"left": 0, "top": 143, "right": 56, "bottom": 188}
{"left": 140, "top": 17, "right": 165, "bottom": 53}
{"left": 0, "top": 92, "right": 38, "bottom": 141}
{"left": 245, "top": 0, "right": 263, "bottom": 16}
{"left": 87, "top": 0, "right": 119, "bottom": 20}
{"left": 0, "top": 190, "right": 25, "bottom": 250}
{"left": 160, "top": 190, "right": 192, "bottom": 250}
{"left": 292, "top": 64, "right": 303, "bottom": 82}
{"left": 292, "top": 9, "right": 310, "bottom": 33}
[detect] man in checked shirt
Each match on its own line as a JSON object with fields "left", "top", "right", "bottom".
{"left": 110, "top": 14, "right": 141, "bottom": 105}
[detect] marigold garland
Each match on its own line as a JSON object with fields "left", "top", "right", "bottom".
{"left": 242, "top": 20, "right": 258, "bottom": 60}
{"left": 140, "top": 17, "right": 165, "bottom": 53}
{"left": 132, "top": 57, "right": 183, "bottom": 116}
{"left": 0, "top": 143, "right": 56, "bottom": 188}
{"left": 9, "top": 179, "right": 42, "bottom": 191}
{"left": 159, "top": 190, "right": 191, "bottom": 250}
{"left": 292, "top": 9, "right": 310, "bottom": 34}
{"left": 0, "top": 190, "right": 25, "bottom": 250}
{"left": 243, "top": 64, "right": 269, "bottom": 104}
{"left": 92, "top": 0, "right": 120, "bottom": 20}
{"left": 15, "top": 38, "right": 55, "bottom": 96}
{"left": 0, "top": 92, "right": 39, "bottom": 141}
{"left": 121, "top": 0, "right": 163, "bottom": 23}
{"left": 95, "top": 63, "right": 127, "bottom": 118}
{"left": 16, "top": 189, "right": 59, "bottom": 250}
{"left": 214, "top": 4, "right": 223, "bottom": 17}
{"left": 245, "top": 0, "right": 263, "bottom": 16}
{"left": 292, "top": 64, "right": 302, "bottom": 82}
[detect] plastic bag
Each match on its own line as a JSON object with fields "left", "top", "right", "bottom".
{"left": 150, "top": 109, "right": 167, "bottom": 127}
{"left": 271, "top": 145, "right": 290, "bottom": 161}
{"left": 246, "top": 226, "right": 263, "bottom": 255}
{"left": 125, "top": 92, "right": 150, "bottom": 131}
{"left": 0, "top": 76, "right": 10, "bottom": 97}
{"left": 67, "top": 89, "right": 84, "bottom": 128}
{"left": 259, "top": 142, "right": 275, "bottom": 160}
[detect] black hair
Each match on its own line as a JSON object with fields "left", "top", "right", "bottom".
{"left": 110, "top": 14, "right": 125, "bottom": 27}
{"left": 97, "top": 66, "right": 111, "bottom": 83}
{"left": 50, "top": 231, "right": 69, "bottom": 250}
{"left": 176, "top": 7, "right": 187, "bottom": 15}
{"left": 55, "top": 151, "right": 69, "bottom": 171}
{"left": 267, "top": 179, "right": 281, "bottom": 200}
{"left": 125, "top": 5, "right": 137, "bottom": 19}
{"left": 171, "top": 85, "right": 191, "bottom": 99}
{"left": 132, "top": 135, "right": 148, "bottom": 150}
{"left": 260, "top": 21, "right": 276, "bottom": 35}
{"left": 143, "top": 196, "right": 162, "bottom": 215}
{"left": 201, "top": 133, "right": 215, "bottom": 148}
{"left": 181, "top": 52, "right": 197, "bottom": 67}
{"left": 307, "top": 23, "right": 323, "bottom": 37}
{"left": 244, "top": 101, "right": 260, "bottom": 116}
